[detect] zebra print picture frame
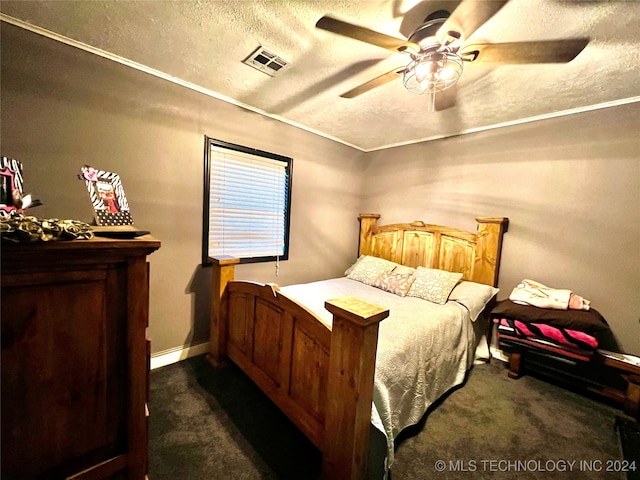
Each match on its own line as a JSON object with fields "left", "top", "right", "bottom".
{"left": 1, "top": 157, "right": 23, "bottom": 217}
{"left": 79, "top": 165, "right": 133, "bottom": 226}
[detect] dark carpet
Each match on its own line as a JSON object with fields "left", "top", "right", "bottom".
{"left": 149, "top": 355, "right": 633, "bottom": 479}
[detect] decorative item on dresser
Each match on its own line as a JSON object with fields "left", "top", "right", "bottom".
{"left": 209, "top": 213, "right": 508, "bottom": 479}
{"left": 1, "top": 235, "right": 160, "bottom": 480}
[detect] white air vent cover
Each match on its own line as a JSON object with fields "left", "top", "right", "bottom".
{"left": 243, "top": 46, "right": 290, "bottom": 77}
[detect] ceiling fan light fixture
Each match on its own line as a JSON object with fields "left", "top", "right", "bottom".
{"left": 403, "top": 50, "right": 463, "bottom": 95}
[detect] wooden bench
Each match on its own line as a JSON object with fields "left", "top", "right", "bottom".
{"left": 501, "top": 342, "right": 639, "bottom": 421}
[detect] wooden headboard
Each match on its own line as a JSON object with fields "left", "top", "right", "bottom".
{"left": 358, "top": 214, "right": 509, "bottom": 287}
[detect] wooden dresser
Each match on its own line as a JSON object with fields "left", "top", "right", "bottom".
{"left": 1, "top": 236, "right": 160, "bottom": 480}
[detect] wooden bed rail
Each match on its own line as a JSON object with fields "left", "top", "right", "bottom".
{"left": 208, "top": 256, "right": 389, "bottom": 479}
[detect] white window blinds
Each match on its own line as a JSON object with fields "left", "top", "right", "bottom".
{"left": 205, "top": 140, "right": 291, "bottom": 262}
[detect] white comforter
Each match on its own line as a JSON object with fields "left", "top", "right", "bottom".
{"left": 279, "top": 277, "right": 477, "bottom": 469}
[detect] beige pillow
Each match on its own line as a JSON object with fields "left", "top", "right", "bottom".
{"left": 346, "top": 255, "right": 397, "bottom": 285}
{"left": 372, "top": 271, "right": 416, "bottom": 297}
{"left": 407, "top": 267, "right": 463, "bottom": 304}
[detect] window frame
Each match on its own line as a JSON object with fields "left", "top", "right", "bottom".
{"left": 202, "top": 136, "right": 293, "bottom": 266}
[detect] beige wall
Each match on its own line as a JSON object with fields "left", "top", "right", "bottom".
{"left": 3, "top": 22, "right": 638, "bottom": 356}
{"left": 362, "top": 103, "right": 640, "bottom": 354}
{"left": 0, "top": 24, "right": 365, "bottom": 353}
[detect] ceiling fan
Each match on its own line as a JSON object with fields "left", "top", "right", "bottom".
{"left": 315, "top": 0, "right": 589, "bottom": 111}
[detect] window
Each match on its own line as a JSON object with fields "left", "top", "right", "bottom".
{"left": 202, "top": 137, "right": 292, "bottom": 265}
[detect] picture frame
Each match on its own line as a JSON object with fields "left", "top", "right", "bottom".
{"left": 1, "top": 157, "right": 23, "bottom": 217}
{"left": 79, "top": 165, "right": 133, "bottom": 226}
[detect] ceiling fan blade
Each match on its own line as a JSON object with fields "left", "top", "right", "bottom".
{"left": 462, "top": 38, "right": 589, "bottom": 64}
{"left": 437, "top": 0, "right": 508, "bottom": 45}
{"left": 316, "top": 16, "right": 419, "bottom": 53}
{"left": 340, "top": 67, "right": 405, "bottom": 98}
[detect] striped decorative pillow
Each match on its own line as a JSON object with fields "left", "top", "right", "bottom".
{"left": 372, "top": 272, "right": 416, "bottom": 297}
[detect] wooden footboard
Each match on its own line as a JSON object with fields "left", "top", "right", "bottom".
{"left": 208, "top": 257, "right": 389, "bottom": 479}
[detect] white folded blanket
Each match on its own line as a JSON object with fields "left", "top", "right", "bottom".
{"left": 509, "top": 279, "right": 590, "bottom": 311}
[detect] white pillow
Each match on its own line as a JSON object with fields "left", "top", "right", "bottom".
{"left": 448, "top": 281, "right": 499, "bottom": 321}
{"left": 346, "top": 255, "right": 398, "bottom": 286}
{"left": 407, "top": 267, "right": 463, "bottom": 304}
{"left": 344, "top": 255, "right": 364, "bottom": 276}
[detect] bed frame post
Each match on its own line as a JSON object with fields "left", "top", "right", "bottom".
{"left": 208, "top": 255, "right": 240, "bottom": 366}
{"left": 322, "top": 296, "right": 390, "bottom": 480}
{"left": 474, "top": 217, "right": 509, "bottom": 287}
{"left": 358, "top": 213, "right": 381, "bottom": 256}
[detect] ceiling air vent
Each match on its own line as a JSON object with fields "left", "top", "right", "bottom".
{"left": 242, "top": 46, "right": 290, "bottom": 77}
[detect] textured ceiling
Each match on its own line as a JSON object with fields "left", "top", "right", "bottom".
{"left": 1, "top": 0, "right": 639, "bottom": 151}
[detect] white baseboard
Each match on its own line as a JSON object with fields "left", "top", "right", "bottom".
{"left": 150, "top": 341, "right": 210, "bottom": 370}
{"left": 149, "top": 341, "right": 507, "bottom": 371}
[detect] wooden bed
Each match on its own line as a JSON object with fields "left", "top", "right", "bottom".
{"left": 208, "top": 213, "right": 508, "bottom": 479}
